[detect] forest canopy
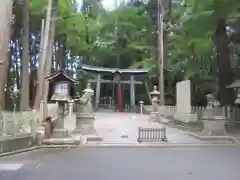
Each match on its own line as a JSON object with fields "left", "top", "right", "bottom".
{"left": 0, "top": 0, "right": 239, "bottom": 110}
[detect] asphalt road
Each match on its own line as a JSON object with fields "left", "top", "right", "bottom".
{"left": 0, "top": 147, "right": 240, "bottom": 180}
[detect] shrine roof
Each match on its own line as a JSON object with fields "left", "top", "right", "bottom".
{"left": 227, "top": 79, "right": 240, "bottom": 88}
{"left": 45, "top": 70, "right": 76, "bottom": 83}
{"left": 82, "top": 64, "right": 149, "bottom": 74}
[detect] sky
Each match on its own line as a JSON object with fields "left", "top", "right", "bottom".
{"left": 76, "top": 0, "right": 116, "bottom": 11}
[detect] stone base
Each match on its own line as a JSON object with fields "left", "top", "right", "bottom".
{"left": 76, "top": 113, "right": 95, "bottom": 119}
{"left": 185, "top": 131, "right": 234, "bottom": 143}
{"left": 202, "top": 116, "right": 227, "bottom": 136}
{"left": 35, "top": 125, "right": 44, "bottom": 135}
{"left": 85, "top": 135, "right": 103, "bottom": 142}
{"left": 73, "top": 113, "right": 96, "bottom": 135}
{"left": 174, "top": 113, "right": 198, "bottom": 123}
{"left": 149, "top": 112, "right": 158, "bottom": 121}
{"left": 73, "top": 124, "right": 96, "bottom": 135}
{"left": 42, "top": 138, "right": 79, "bottom": 145}
{"left": 51, "top": 129, "right": 68, "bottom": 138}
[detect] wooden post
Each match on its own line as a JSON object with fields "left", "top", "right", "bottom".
{"left": 130, "top": 75, "right": 136, "bottom": 108}
{"left": 95, "top": 74, "right": 101, "bottom": 110}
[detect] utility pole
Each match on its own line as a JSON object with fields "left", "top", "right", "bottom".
{"left": 115, "top": 0, "right": 120, "bottom": 68}
{"left": 157, "top": 0, "right": 165, "bottom": 105}
{"left": 114, "top": 0, "right": 124, "bottom": 112}
{"left": 83, "top": 0, "right": 90, "bottom": 63}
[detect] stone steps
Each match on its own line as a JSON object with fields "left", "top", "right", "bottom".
{"left": 86, "top": 135, "right": 103, "bottom": 143}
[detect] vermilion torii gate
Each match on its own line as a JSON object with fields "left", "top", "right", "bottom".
{"left": 82, "top": 64, "right": 149, "bottom": 112}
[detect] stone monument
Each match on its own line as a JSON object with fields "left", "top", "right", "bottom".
{"left": 73, "top": 83, "right": 95, "bottom": 134}
{"left": 174, "top": 80, "right": 197, "bottom": 122}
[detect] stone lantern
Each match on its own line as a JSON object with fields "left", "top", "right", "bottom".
{"left": 150, "top": 86, "right": 160, "bottom": 113}
{"left": 206, "top": 94, "right": 215, "bottom": 108}
{"left": 206, "top": 94, "right": 220, "bottom": 108}
{"left": 227, "top": 79, "right": 240, "bottom": 105}
{"left": 45, "top": 70, "right": 76, "bottom": 138}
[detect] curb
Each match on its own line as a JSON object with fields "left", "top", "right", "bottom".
{"left": 158, "top": 120, "right": 238, "bottom": 145}
{"left": 0, "top": 143, "right": 239, "bottom": 158}
{"left": 0, "top": 146, "right": 42, "bottom": 158}
{"left": 41, "top": 143, "right": 239, "bottom": 148}
{"left": 184, "top": 131, "right": 237, "bottom": 143}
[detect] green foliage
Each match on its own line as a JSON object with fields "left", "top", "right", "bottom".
{"left": 13, "top": 0, "right": 240, "bottom": 106}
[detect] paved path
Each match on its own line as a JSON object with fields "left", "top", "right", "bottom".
{"left": 1, "top": 147, "right": 240, "bottom": 180}
{"left": 94, "top": 112, "right": 201, "bottom": 144}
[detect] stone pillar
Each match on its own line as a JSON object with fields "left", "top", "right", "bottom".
{"left": 130, "top": 75, "right": 135, "bottom": 108}
{"left": 51, "top": 102, "right": 68, "bottom": 138}
{"left": 139, "top": 101, "right": 144, "bottom": 114}
{"left": 149, "top": 86, "right": 160, "bottom": 121}
{"left": 150, "top": 86, "right": 160, "bottom": 113}
{"left": 56, "top": 102, "right": 64, "bottom": 129}
{"left": 95, "top": 73, "right": 101, "bottom": 110}
{"left": 68, "top": 99, "right": 74, "bottom": 116}
{"left": 108, "top": 97, "right": 112, "bottom": 107}
{"left": 40, "top": 100, "right": 45, "bottom": 122}
{"left": 152, "top": 97, "right": 159, "bottom": 112}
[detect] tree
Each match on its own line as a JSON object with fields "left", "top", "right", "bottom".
{"left": 1, "top": 0, "right": 239, "bottom": 111}
{"left": 42, "top": 0, "right": 58, "bottom": 106}
{"left": 33, "top": 0, "right": 53, "bottom": 110}
{"left": 20, "top": 0, "right": 30, "bottom": 110}
{"left": 0, "top": 0, "right": 14, "bottom": 107}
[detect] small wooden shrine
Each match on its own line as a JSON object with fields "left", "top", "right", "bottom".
{"left": 44, "top": 70, "right": 76, "bottom": 138}
{"left": 45, "top": 70, "right": 76, "bottom": 102}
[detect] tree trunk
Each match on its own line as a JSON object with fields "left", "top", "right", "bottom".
{"left": 55, "top": 41, "right": 61, "bottom": 70}
{"left": 33, "top": 0, "right": 53, "bottom": 109}
{"left": 5, "top": 40, "right": 13, "bottom": 110}
{"left": 37, "top": 19, "right": 45, "bottom": 82}
{"left": 60, "top": 35, "right": 67, "bottom": 70}
{"left": 20, "top": 0, "right": 30, "bottom": 110}
{"left": 215, "top": 19, "right": 233, "bottom": 105}
{"left": 163, "top": 30, "right": 168, "bottom": 68}
{"left": 42, "top": 12, "right": 56, "bottom": 104}
{"left": 0, "top": 0, "right": 14, "bottom": 108}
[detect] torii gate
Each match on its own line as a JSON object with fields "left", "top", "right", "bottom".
{"left": 81, "top": 64, "right": 149, "bottom": 112}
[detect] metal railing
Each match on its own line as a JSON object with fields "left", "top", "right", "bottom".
{"left": 137, "top": 126, "right": 167, "bottom": 143}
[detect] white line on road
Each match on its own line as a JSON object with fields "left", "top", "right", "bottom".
{"left": 0, "top": 163, "right": 23, "bottom": 171}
